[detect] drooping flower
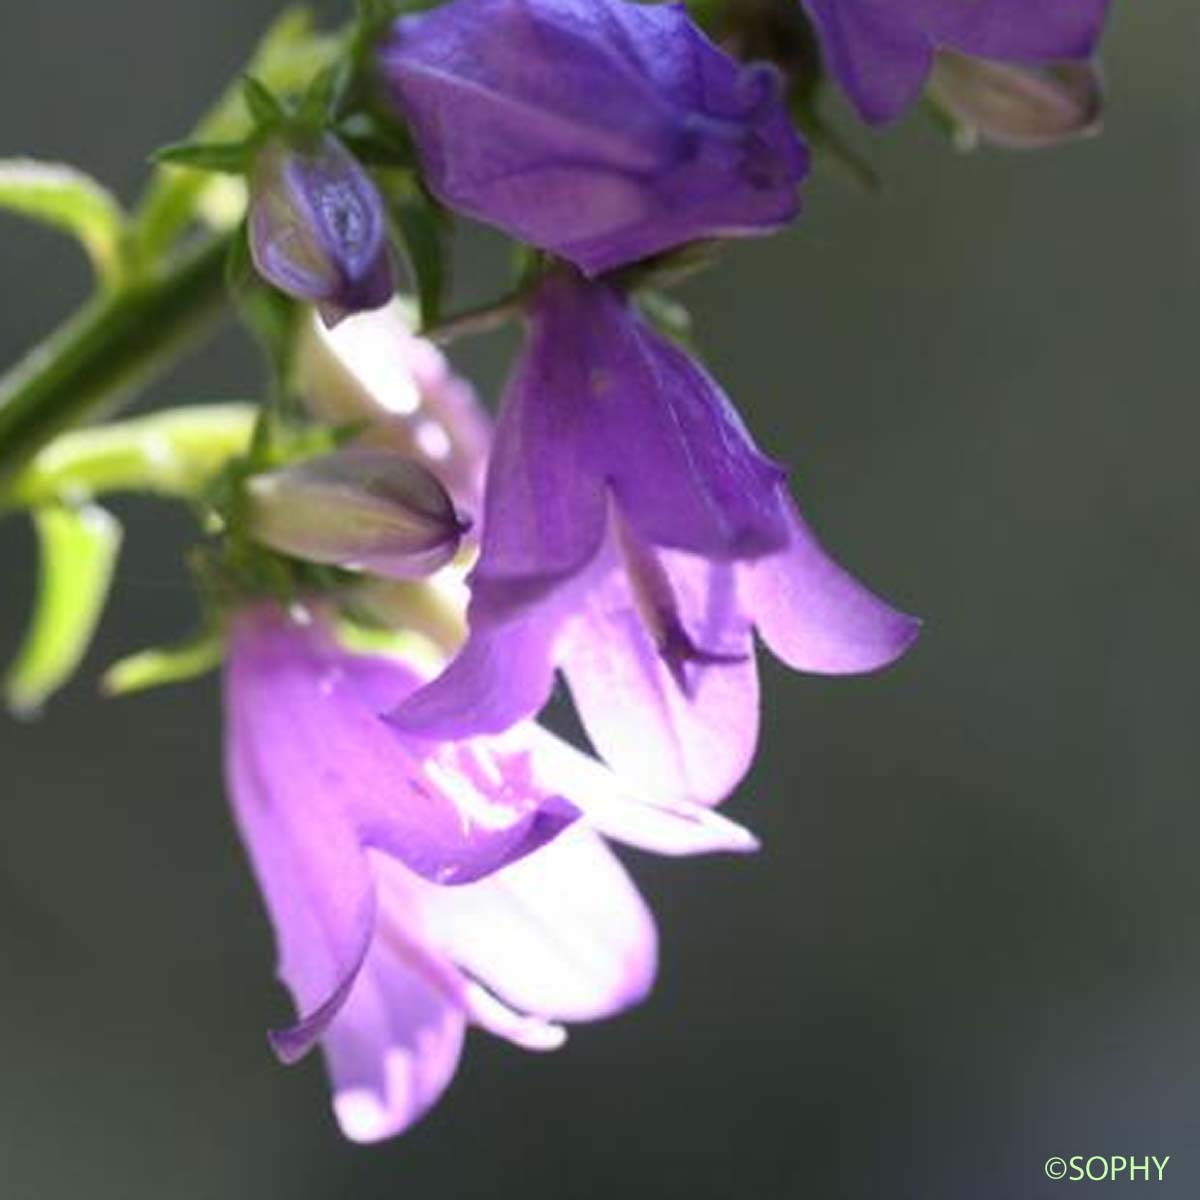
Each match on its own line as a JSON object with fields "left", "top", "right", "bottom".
{"left": 225, "top": 604, "right": 757, "bottom": 1141}
{"left": 243, "top": 447, "right": 468, "bottom": 579}
{"left": 377, "top": 0, "right": 809, "bottom": 276}
{"left": 800, "top": 0, "right": 1111, "bottom": 126}
{"left": 388, "top": 270, "right": 920, "bottom": 805}
{"left": 248, "top": 134, "right": 393, "bottom": 326}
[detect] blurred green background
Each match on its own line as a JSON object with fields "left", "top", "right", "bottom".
{"left": 1, "top": 2, "right": 1197, "bottom": 1196}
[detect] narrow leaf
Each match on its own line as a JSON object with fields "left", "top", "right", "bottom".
{"left": 5, "top": 503, "right": 122, "bottom": 716}
{"left": 0, "top": 159, "right": 126, "bottom": 286}
{"left": 101, "top": 628, "right": 223, "bottom": 697}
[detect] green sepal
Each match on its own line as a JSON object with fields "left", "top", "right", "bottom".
{"left": 242, "top": 74, "right": 289, "bottom": 128}
{"left": 101, "top": 626, "right": 224, "bottom": 697}
{"left": 376, "top": 169, "right": 448, "bottom": 328}
{"left": 153, "top": 139, "right": 257, "bottom": 176}
{"left": 0, "top": 158, "right": 127, "bottom": 288}
{"left": 336, "top": 113, "right": 414, "bottom": 167}
{"left": 5, "top": 503, "right": 122, "bottom": 716}
{"left": 297, "top": 65, "right": 341, "bottom": 130}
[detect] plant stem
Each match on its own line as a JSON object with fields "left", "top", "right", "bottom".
{"left": 418, "top": 292, "right": 526, "bottom": 345}
{"left": 0, "top": 232, "right": 233, "bottom": 489}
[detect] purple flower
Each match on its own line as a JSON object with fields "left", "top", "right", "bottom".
{"left": 225, "top": 604, "right": 756, "bottom": 1141}
{"left": 387, "top": 271, "right": 920, "bottom": 805}
{"left": 801, "top": 0, "right": 1111, "bottom": 126}
{"left": 248, "top": 134, "right": 394, "bottom": 326}
{"left": 377, "top": 0, "right": 808, "bottom": 276}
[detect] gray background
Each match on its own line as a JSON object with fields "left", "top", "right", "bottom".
{"left": 0, "top": 1, "right": 1197, "bottom": 1197}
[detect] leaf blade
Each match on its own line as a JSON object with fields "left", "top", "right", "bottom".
{"left": 5, "top": 503, "right": 123, "bottom": 716}
{"left": 0, "top": 158, "right": 126, "bottom": 286}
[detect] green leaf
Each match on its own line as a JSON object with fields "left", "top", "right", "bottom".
{"left": 0, "top": 158, "right": 126, "bottom": 287}
{"left": 5, "top": 403, "right": 258, "bottom": 509}
{"left": 5, "top": 503, "right": 122, "bottom": 716}
{"left": 101, "top": 627, "right": 223, "bottom": 697}
{"left": 153, "top": 139, "right": 255, "bottom": 175}
{"left": 377, "top": 170, "right": 448, "bottom": 328}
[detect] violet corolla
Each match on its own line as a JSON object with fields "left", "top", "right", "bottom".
{"left": 378, "top": 0, "right": 808, "bottom": 275}
{"left": 801, "top": 0, "right": 1110, "bottom": 127}
{"left": 388, "top": 270, "right": 920, "bottom": 805}
{"left": 225, "top": 605, "right": 757, "bottom": 1142}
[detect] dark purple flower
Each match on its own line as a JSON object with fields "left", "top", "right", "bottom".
{"left": 801, "top": 0, "right": 1111, "bottom": 126}
{"left": 226, "top": 604, "right": 756, "bottom": 1140}
{"left": 377, "top": 0, "right": 809, "bottom": 276}
{"left": 387, "top": 271, "right": 920, "bottom": 805}
{"left": 248, "top": 134, "right": 393, "bottom": 326}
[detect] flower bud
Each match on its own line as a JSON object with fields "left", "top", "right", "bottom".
{"left": 378, "top": 0, "right": 808, "bottom": 276}
{"left": 244, "top": 448, "right": 467, "bottom": 579}
{"left": 247, "top": 134, "right": 394, "bottom": 326}
{"left": 929, "top": 53, "right": 1104, "bottom": 150}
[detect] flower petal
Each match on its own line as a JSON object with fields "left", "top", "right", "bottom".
{"left": 225, "top": 635, "right": 376, "bottom": 1063}
{"left": 411, "top": 826, "right": 657, "bottom": 1023}
{"left": 534, "top": 274, "right": 791, "bottom": 561}
{"left": 383, "top": 603, "right": 563, "bottom": 740}
{"left": 525, "top": 724, "right": 760, "bottom": 856}
{"left": 925, "top": 0, "right": 1111, "bottom": 62}
{"left": 231, "top": 610, "right": 575, "bottom": 894}
{"left": 560, "top": 547, "right": 760, "bottom": 807}
{"left": 323, "top": 937, "right": 466, "bottom": 1143}
{"left": 744, "top": 495, "right": 921, "bottom": 674}
{"left": 803, "top": 0, "right": 933, "bottom": 124}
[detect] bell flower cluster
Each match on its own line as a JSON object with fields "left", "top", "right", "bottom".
{"left": 0, "top": 0, "right": 1115, "bottom": 1149}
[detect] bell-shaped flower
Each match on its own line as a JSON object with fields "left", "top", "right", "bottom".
{"left": 801, "top": 0, "right": 1110, "bottom": 126}
{"left": 243, "top": 447, "right": 468, "bottom": 579}
{"left": 377, "top": 0, "right": 809, "bottom": 276}
{"left": 225, "top": 604, "right": 758, "bottom": 1141}
{"left": 387, "top": 271, "right": 920, "bottom": 806}
{"left": 248, "top": 134, "right": 394, "bottom": 326}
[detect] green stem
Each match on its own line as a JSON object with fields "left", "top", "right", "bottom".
{"left": 0, "top": 232, "right": 233, "bottom": 489}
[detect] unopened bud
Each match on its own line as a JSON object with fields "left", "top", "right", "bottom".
{"left": 930, "top": 53, "right": 1103, "bottom": 150}
{"left": 244, "top": 449, "right": 466, "bottom": 578}
{"left": 248, "top": 134, "right": 394, "bottom": 326}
